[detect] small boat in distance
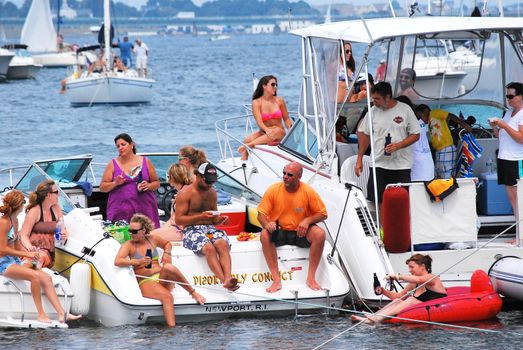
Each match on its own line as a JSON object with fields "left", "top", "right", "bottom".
{"left": 0, "top": 48, "right": 14, "bottom": 81}
{"left": 209, "top": 34, "right": 231, "bottom": 41}
{"left": 2, "top": 44, "right": 42, "bottom": 80}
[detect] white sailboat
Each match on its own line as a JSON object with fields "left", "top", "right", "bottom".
{"left": 64, "top": 0, "right": 155, "bottom": 106}
{"left": 20, "top": 0, "right": 85, "bottom": 67}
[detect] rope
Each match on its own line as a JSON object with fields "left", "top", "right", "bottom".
{"left": 313, "top": 219, "right": 523, "bottom": 348}
{"left": 132, "top": 274, "right": 511, "bottom": 336}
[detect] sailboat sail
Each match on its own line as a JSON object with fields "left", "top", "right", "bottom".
{"left": 20, "top": 0, "right": 57, "bottom": 53}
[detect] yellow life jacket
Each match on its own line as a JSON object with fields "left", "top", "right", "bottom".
{"left": 424, "top": 177, "right": 459, "bottom": 202}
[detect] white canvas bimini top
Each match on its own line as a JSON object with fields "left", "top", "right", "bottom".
{"left": 290, "top": 16, "right": 523, "bottom": 43}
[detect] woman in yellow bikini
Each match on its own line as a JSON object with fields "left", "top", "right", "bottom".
{"left": 114, "top": 214, "right": 205, "bottom": 327}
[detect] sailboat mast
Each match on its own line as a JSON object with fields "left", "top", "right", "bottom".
{"left": 104, "top": 0, "right": 111, "bottom": 65}
{"left": 56, "top": 0, "right": 62, "bottom": 35}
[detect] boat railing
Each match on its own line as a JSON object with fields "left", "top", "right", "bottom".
{"left": 0, "top": 165, "right": 29, "bottom": 191}
{"left": 2, "top": 279, "right": 25, "bottom": 323}
{"left": 214, "top": 107, "right": 297, "bottom": 179}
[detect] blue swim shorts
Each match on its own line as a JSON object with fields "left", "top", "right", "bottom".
{"left": 0, "top": 255, "right": 22, "bottom": 274}
{"left": 182, "top": 225, "right": 231, "bottom": 255}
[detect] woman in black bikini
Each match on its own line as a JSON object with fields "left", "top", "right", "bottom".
{"left": 353, "top": 254, "right": 447, "bottom": 324}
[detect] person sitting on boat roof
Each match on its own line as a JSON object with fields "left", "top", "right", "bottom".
{"left": 397, "top": 68, "right": 418, "bottom": 102}
{"left": 152, "top": 164, "right": 191, "bottom": 242}
{"left": 118, "top": 36, "right": 133, "bottom": 67}
{"left": 238, "top": 75, "right": 292, "bottom": 161}
{"left": 257, "top": 162, "right": 327, "bottom": 293}
{"left": 100, "top": 133, "right": 161, "bottom": 228}
{"left": 19, "top": 180, "right": 68, "bottom": 269}
{"left": 178, "top": 145, "right": 208, "bottom": 181}
{"left": 175, "top": 163, "right": 240, "bottom": 292}
{"left": 88, "top": 50, "right": 107, "bottom": 75}
{"left": 416, "top": 104, "right": 472, "bottom": 179}
{"left": 133, "top": 38, "right": 149, "bottom": 78}
{"left": 355, "top": 82, "right": 420, "bottom": 223}
{"left": 114, "top": 213, "right": 205, "bottom": 327}
{"left": 338, "top": 41, "right": 356, "bottom": 103}
{"left": 1, "top": 190, "right": 82, "bottom": 324}
{"left": 352, "top": 254, "right": 447, "bottom": 324}
{"left": 113, "top": 56, "right": 128, "bottom": 74}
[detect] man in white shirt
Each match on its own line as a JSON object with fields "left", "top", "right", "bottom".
{"left": 133, "top": 38, "right": 149, "bottom": 78}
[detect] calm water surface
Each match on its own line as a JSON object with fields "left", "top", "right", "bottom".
{"left": 1, "top": 32, "right": 523, "bottom": 349}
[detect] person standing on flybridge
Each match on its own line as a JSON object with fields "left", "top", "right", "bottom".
{"left": 134, "top": 38, "right": 149, "bottom": 78}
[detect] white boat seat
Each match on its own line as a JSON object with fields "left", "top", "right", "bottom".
{"left": 340, "top": 155, "right": 371, "bottom": 197}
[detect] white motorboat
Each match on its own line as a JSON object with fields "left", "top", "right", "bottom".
{"left": 213, "top": 16, "right": 523, "bottom": 305}
{"left": 0, "top": 48, "right": 14, "bottom": 81}
{"left": 65, "top": 0, "right": 155, "bottom": 106}
{"left": 0, "top": 154, "right": 349, "bottom": 326}
{"left": 20, "top": 0, "right": 87, "bottom": 67}
{"left": 489, "top": 256, "right": 523, "bottom": 300}
{"left": 3, "top": 44, "right": 42, "bottom": 80}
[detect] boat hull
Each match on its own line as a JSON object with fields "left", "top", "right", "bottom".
{"left": 0, "top": 52, "right": 14, "bottom": 80}
{"left": 7, "top": 63, "right": 42, "bottom": 79}
{"left": 66, "top": 75, "right": 155, "bottom": 106}
{"left": 488, "top": 256, "right": 523, "bottom": 300}
{"left": 32, "top": 51, "right": 87, "bottom": 68}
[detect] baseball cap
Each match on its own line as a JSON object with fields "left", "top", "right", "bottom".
{"left": 197, "top": 162, "right": 218, "bottom": 183}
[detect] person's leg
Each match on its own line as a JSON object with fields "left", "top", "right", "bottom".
{"left": 200, "top": 243, "right": 225, "bottom": 283}
{"left": 140, "top": 282, "right": 175, "bottom": 327}
{"left": 37, "top": 270, "right": 81, "bottom": 322}
{"left": 213, "top": 239, "right": 233, "bottom": 282}
{"left": 4, "top": 264, "right": 50, "bottom": 322}
{"left": 239, "top": 131, "right": 264, "bottom": 160}
{"left": 305, "top": 226, "right": 326, "bottom": 291}
{"left": 506, "top": 185, "right": 518, "bottom": 216}
{"left": 160, "top": 264, "right": 205, "bottom": 305}
{"left": 369, "top": 297, "right": 420, "bottom": 323}
{"left": 260, "top": 228, "right": 281, "bottom": 292}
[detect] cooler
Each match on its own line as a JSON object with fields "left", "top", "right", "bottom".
{"left": 478, "top": 172, "right": 513, "bottom": 215}
{"left": 216, "top": 199, "right": 246, "bottom": 236}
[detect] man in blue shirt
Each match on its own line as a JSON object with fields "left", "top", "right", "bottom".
{"left": 118, "top": 36, "right": 133, "bottom": 67}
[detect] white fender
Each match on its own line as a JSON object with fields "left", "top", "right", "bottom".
{"left": 70, "top": 263, "right": 91, "bottom": 315}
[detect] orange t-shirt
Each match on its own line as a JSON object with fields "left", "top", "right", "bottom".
{"left": 257, "top": 182, "right": 327, "bottom": 231}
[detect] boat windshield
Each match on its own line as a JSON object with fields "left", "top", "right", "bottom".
{"left": 386, "top": 31, "right": 523, "bottom": 103}
{"left": 213, "top": 164, "right": 262, "bottom": 203}
{"left": 14, "top": 156, "right": 92, "bottom": 213}
{"left": 139, "top": 153, "right": 178, "bottom": 183}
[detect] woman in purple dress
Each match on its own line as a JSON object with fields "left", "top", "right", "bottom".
{"left": 100, "top": 133, "right": 161, "bottom": 228}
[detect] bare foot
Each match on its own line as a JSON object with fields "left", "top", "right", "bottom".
{"left": 266, "top": 280, "right": 282, "bottom": 293}
{"left": 37, "top": 316, "right": 53, "bottom": 324}
{"left": 306, "top": 278, "right": 323, "bottom": 291}
{"left": 238, "top": 146, "right": 248, "bottom": 161}
{"left": 191, "top": 291, "right": 206, "bottom": 305}
{"left": 351, "top": 315, "right": 374, "bottom": 324}
{"left": 59, "top": 313, "right": 82, "bottom": 323}
{"left": 223, "top": 277, "right": 239, "bottom": 291}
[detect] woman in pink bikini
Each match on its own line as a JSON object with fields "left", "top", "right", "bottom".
{"left": 239, "top": 75, "right": 292, "bottom": 160}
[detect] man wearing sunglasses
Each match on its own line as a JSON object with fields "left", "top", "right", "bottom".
{"left": 257, "top": 162, "right": 328, "bottom": 293}
{"left": 175, "top": 163, "right": 239, "bottom": 291}
{"left": 489, "top": 82, "right": 523, "bottom": 216}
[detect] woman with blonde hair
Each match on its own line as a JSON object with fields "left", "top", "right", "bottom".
{"left": 152, "top": 164, "right": 192, "bottom": 242}
{"left": 178, "top": 146, "right": 207, "bottom": 179}
{"left": 0, "top": 190, "right": 81, "bottom": 323}
{"left": 115, "top": 214, "right": 205, "bottom": 327}
{"left": 19, "top": 180, "right": 66, "bottom": 268}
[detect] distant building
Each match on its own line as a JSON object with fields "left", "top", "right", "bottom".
{"left": 60, "top": 0, "right": 77, "bottom": 19}
{"left": 177, "top": 12, "right": 195, "bottom": 19}
{"left": 250, "top": 23, "right": 276, "bottom": 34}
{"left": 278, "top": 20, "right": 315, "bottom": 32}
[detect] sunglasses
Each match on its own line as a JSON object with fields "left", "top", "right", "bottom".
{"left": 506, "top": 94, "right": 516, "bottom": 100}
{"left": 400, "top": 75, "right": 411, "bottom": 79}
{"left": 129, "top": 227, "right": 143, "bottom": 234}
{"left": 204, "top": 179, "right": 216, "bottom": 185}
{"left": 50, "top": 190, "right": 59, "bottom": 194}
{"left": 345, "top": 50, "right": 352, "bottom": 54}
{"left": 178, "top": 156, "right": 187, "bottom": 161}
{"left": 283, "top": 171, "right": 294, "bottom": 177}
{"left": 270, "top": 82, "right": 278, "bottom": 88}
